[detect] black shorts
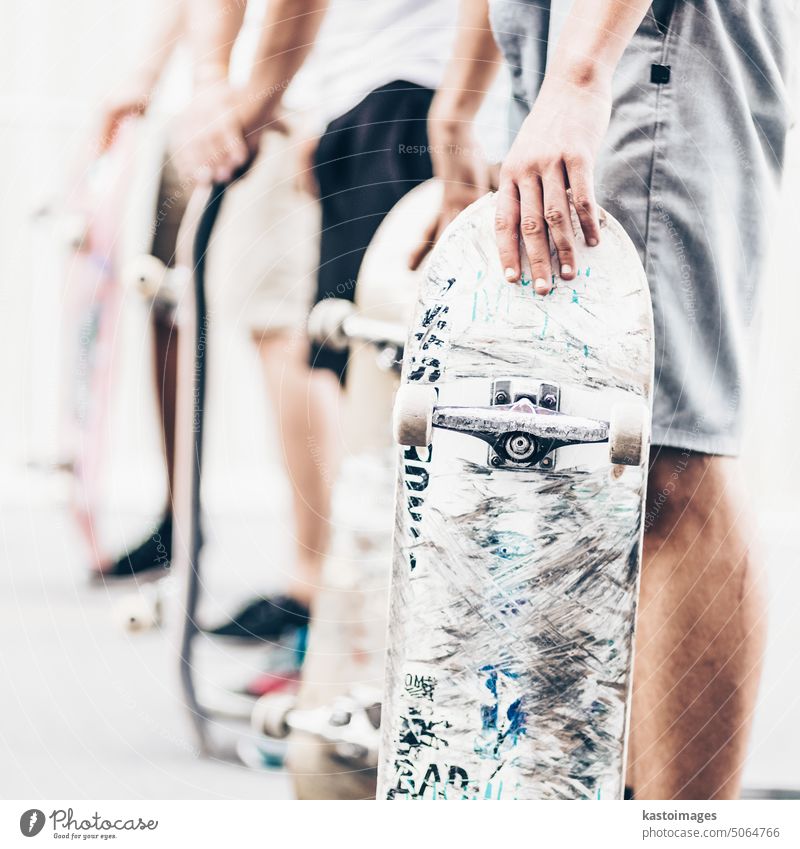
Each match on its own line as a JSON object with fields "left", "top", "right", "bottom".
{"left": 311, "top": 80, "right": 434, "bottom": 379}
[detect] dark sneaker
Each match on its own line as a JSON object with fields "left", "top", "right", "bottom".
{"left": 92, "top": 514, "right": 172, "bottom": 581}
{"left": 206, "top": 595, "right": 310, "bottom": 641}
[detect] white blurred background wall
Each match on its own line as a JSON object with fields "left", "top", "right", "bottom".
{"left": 1, "top": 0, "right": 798, "bottom": 794}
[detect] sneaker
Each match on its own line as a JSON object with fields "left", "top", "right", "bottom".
{"left": 206, "top": 594, "right": 310, "bottom": 641}
{"left": 91, "top": 514, "right": 172, "bottom": 581}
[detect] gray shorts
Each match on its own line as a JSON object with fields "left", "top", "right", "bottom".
{"left": 489, "top": 0, "right": 797, "bottom": 454}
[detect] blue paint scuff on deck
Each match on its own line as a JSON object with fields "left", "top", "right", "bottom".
{"left": 475, "top": 665, "right": 527, "bottom": 760}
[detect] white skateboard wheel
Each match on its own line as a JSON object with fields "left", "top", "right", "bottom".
{"left": 251, "top": 691, "right": 296, "bottom": 739}
{"left": 307, "top": 299, "right": 354, "bottom": 351}
{"left": 609, "top": 400, "right": 650, "bottom": 466}
{"left": 117, "top": 594, "right": 161, "bottom": 633}
{"left": 393, "top": 384, "right": 437, "bottom": 447}
{"left": 122, "top": 254, "right": 167, "bottom": 300}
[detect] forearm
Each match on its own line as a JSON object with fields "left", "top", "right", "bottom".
{"left": 546, "top": 0, "right": 653, "bottom": 87}
{"left": 186, "top": 0, "right": 247, "bottom": 85}
{"left": 431, "top": 0, "right": 501, "bottom": 129}
{"left": 247, "top": 0, "right": 329, "bottom": 110}
{"left": 136, "top": 0, "right": 191, "bottom": 89}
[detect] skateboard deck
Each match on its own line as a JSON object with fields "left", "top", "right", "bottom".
{"left": 60, "top": 117, "right": 176, "bottom": 571}
{"left": 60, "top": 123, "right": 141, "bottom": 568}
{"left": 172, "top": 171, "right": 293, "bottom": 762}
{"left": 173, "top": 170, "right": 326, "bottom": 764}
{"left": 282, "top": 180, "right": 444, "bottom": 798}
{"left": 172, "top": 180, "right": 227, "bottom": 756}
{"left": 378, "top": 193, "right": 654, "bottom": 800}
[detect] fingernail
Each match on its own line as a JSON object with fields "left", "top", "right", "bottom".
{"left": 561, "top": 264, "right": 573, "bottom": 277}
{"left": 504, "top": 267, "right": 518, "bottom": 282}
{"left": 534, "top": 277, "right": 548, "bottom": 294}
{"left": 588, "top": 237, "right": 599, "bottom": 247}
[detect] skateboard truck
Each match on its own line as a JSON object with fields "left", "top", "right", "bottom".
{"left": 252, "top": 686, "right": 382, "bottom": 768}
{"left": 393, "top": 381, "right": 648, "bottom": 468}
{"left": 307, "top": 299, "right": 405, "bottom": 374}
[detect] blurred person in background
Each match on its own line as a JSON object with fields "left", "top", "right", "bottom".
{"left": 88, "top": 0, "right": 321, "bottom": 654}
{"left": 89, "top": 0, "right": 189, "bottom": 580}
{"left": 181, "top": 0, "right": 467, "bottom": 638}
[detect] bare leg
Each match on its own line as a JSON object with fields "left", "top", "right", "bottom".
{"left": 254, "top": 328, "right": 341, "bottom": 607}
{"left": 91, "top": 309, "right": 177, "bottom": 576}
{"left": 627, "top": 449, "right": 766, "bottom": 799}
{"left": 152, "top": 310, "right": 178, "bottom": 494}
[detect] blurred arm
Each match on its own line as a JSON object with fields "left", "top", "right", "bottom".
{"left": 244, "top": 0, "right": 329, "bottom": 125}
{"left": 97, "top": 0, "right": 189, "bottom": 150}
{"left": 137, "top": 0, "right": 191, "bottom": 90}
{"left": 176, "top": 0, "right": 329, "bottom": 183}
{"left": 429, "top": 0, "right": 501, "bottom": 136}
{"left": 186, "top": 0, "right": 247, "bottom": 86}
{"left": 409, "top": 0, "right": 502, "bottom": 269}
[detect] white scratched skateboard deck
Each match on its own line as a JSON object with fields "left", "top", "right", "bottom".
{"left": 287, "top": 180, "right": 443, "bottom": 798}
{"left": 378, "top": 193, "right": 654, "bottom": 800}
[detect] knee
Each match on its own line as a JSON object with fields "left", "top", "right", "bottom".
{"left": 644, "top": 449, "right": 713, "bottom": 537}
{"left": 643, "top": 449, "right": 764, "bottom": 583}
{"left": 644, "top": 450, "right": 749, "bottom": 546}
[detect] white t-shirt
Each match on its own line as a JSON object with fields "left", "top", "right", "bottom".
{"left": 289, "top": 0, "right": 459, "bottom": 128}
{"left": 155, "top": 0, "right": 507, "bottom": 159}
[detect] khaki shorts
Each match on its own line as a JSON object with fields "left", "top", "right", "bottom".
{"left": 203, "top": 127, "right": 320, "bottom": 334}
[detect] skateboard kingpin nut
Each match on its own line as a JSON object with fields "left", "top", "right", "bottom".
{"left": 540, "top": 392, "right": 558, "bottom": 409}
{"left": 502, "top": 432, "right": 538, "bottom": 463}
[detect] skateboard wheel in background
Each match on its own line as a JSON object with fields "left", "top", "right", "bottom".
{"left": 393, "top": 384, "right": 436, "bottom": 447}
{"left": 307, "top": 298, "right": 354, "bottom": 351}
{"left": 251, "top": 691, "right": 296, "bottom": 739}
{"left": 609, "top": 400, "right": 650, "bottom": 466}
{"left": 116, "top": 593, "right": 162, "bottom": 633}
{"left": 122, "top": 254, "right": 167, "bottom": 300}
